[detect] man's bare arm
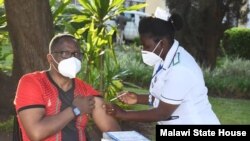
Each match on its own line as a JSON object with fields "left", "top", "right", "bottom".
{"left": 18, "top": 95, "right": 94, "bottom": 141}
{"left": 92, "top": 97, "right": 121, "bottom": 132}
{"left": 18, "top": 107, "right": 75, "bottom": 141}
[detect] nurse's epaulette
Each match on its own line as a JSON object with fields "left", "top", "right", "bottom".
{"left": 169, "top": 52, "right": 180, "bottom": 67}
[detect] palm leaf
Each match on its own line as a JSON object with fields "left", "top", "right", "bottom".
{"left": 53, "top": 0, "right": 71, "bottom": 19}
{"left": 125, "top": 3, "right": 147, "bottom": 11}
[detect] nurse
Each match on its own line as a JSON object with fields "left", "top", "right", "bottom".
{"left": 105, "top": 8, "right": 220, "bottom": 125}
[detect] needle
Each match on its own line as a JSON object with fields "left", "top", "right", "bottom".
{"left": 110, "top": 92, "right": 128, "bottom": 102}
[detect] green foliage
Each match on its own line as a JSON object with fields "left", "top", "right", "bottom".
{"left": 0, "top": 3, "right": 12, "bottom": 75}
{"left": 50, "top": 0, "right": 71, "bottom": 20}
{"left": 0, "top": 1, "right": 6, "bottom": 31}
{"left": 0, "top": 34, "right": 13, "bottom": 75}
{"left": 204, "top": 57, "right": 250, "bottom": 98}
{"left": 68, "top": 0, "right": 146, "bottom": 101}
{"left": 50, "top": 0, "right": 81, "bottom": 33}
{"left": 0, "top": 117, "right": 13, "bottom": 132}
{"left": 116, "top": 44, "right": 152, "bottom": 88}
{"left": 223, "top": 27, "right": 250, "bottom": 59}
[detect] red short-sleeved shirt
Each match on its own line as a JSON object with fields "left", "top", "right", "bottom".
{"left": 14, "top": 71, "right": 99, "bottom": 141}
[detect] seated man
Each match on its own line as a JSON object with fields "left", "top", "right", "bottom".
{"left": 14, "top": 33, "right": 120, "bottom": 141}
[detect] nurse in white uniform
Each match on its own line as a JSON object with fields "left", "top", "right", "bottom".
{"left": 105, "top": 8, "right": 220, "bottom": 125}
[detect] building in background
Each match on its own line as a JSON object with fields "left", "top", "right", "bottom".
{"left": 124, "top": 0, "right": 168, "bottom": 15}
{"left": 145, "top": 0, "right": 167, "bottom": 16}
{"left": 71, "top": 0, "right": 79, "bottom": 5}
{"left": 125, "top": 0, "right": 146, "bottom": 12}
{"left": 247, "top": 0, "right": 250, "bottom": 28}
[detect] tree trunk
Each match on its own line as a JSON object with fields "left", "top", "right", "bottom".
{"left": 166, "top": 0, "right": 226, "bottom": 68}
{"left": 1, "top": 0, "right": 54, "bottom": 115}
{"left": 0, "top": 72, "right": 13, "bottom": 115}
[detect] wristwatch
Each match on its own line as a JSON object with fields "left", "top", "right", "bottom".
{"left": 71, "top": 105, "right": 81, "bottom": 117}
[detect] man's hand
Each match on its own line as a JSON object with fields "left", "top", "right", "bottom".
{"left": 72, "top": 96, "right": 95, "bottom": 115}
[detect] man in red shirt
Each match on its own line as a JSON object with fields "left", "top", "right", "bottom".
{"left": 14, "top": 34, "right": 120, "bottom": 141}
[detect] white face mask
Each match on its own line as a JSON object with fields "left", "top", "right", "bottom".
{"left": 51, "top": 56, "right": 81, "bottom": 79}
{"left": 141, "top": 40, "right": 163, "bottom": 66}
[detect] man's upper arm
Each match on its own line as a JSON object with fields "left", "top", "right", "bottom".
{"left": 15, "top": 75, "right": 45, "bottom": 111}
{"left": 92, "top": 97, "right": 121, "bottom": 132}
{"left": 18, "top": 108, "right": 45, "bottom": 138}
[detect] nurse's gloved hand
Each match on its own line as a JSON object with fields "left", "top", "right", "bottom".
{"left": 118, "top": 91, "right": 137, "bottom": 105}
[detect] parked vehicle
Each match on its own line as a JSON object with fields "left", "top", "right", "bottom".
{"left": 123, "top": 11, "right": 150, "bottom": 41}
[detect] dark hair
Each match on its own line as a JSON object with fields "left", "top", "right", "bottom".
{"left": 49, "top": 33, "right": 77, "bottom": 53}
{"left": 138, "top": 12, "right": 183, "bottom": 43}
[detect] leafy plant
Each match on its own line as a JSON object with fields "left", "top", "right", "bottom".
{"left": 50, "top": 0, "right": 82, "bottom": 33}
{"left": 0, "top": 0, "right": 12, "bottom": 75}
{"left": 204, "top": 57, "right": 250, "bottom": 98}
{"left": 0, "top": 116, "right": 13, "bottom": 132}
{"left": 116, "top": 44, "right": 152, "bottom": 88}
{"left": 70, "top": 0, "right": 146, "bottom": 100}
{"left": 222, "top": 27, "right": 250, "bottom": 59}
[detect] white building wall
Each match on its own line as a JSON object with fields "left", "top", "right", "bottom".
{"left": 145, "top": 0, "right": 167, "bottom": 16}
{"left": 247, "top": 0, "right": 250, "bottom": 28}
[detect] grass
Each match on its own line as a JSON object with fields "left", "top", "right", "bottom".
{"left": 209, "top": 96, "right": 250, "bottom": 124}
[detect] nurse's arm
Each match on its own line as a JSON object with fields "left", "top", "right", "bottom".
{"left": 136, "top": 94, "right": 150, "bottom": 105}
{"left": 116, "top": 100, "right": 178, "bottom": 122}
{"left": 119, "top": 92, "right": 150, "bottom": 105}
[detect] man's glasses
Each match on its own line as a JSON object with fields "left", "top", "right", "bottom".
{"left": 52, "top": 51, "right": 83, "bottom": 60}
